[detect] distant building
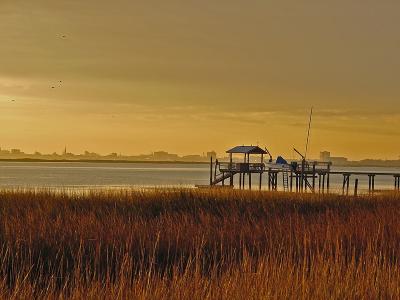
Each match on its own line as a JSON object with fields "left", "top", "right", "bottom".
{"left": 330, "top": 157, "right": 348, "bottom": 164}
{"left": 320, "top": 151, "right": 348, "bottom": 165}
{"left": 11, "top": 149, "right": 22, "bottom": 155}
{"left": 320, "top": 151, "right": 331, "bottom": 161}
{"left": 206, "top": 151, "right": 217, "bottom": 160}
{"left": 153, "top": 151, "right": 179, "bottom": 161}
{"left": 0, "top": 149, "right": 10, "bottom": 155}
{"left": 182, "top": 155, "right": 203, "bottom": 162}
{"left": 83, "top": 151, "right": 100, "bottom": 158}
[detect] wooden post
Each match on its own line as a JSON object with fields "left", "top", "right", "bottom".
{"left": 301, "top": 160, "right": 305, "bottom": 192}
{"left": 368, "top": 174, "right": 375, "bottom": 194}
{"left": 230, "top": 153, "right": 233, "bottom": 186}
{"left": 222, "top": 172, "right": 225, "bottom": 186}
{"left": 259, "top": 154, "right": 263, "bottom": 191}
{"left": 271, "top": 172, "right": 274, "bottom": 191}
{"left": 249, "top": 173, "right": 252, "bottom": 190}
{"left": 346, "top": 175, "right": 350, "bottom": 195}
{"left": 369, "top": 174, "right": 375, "bottom": 194}
{"left": 354, "top": 178, "right": 359, "bottom": 197}
{"left": 372, "top": 175, "right": 375, "bottom": 193}
{"left": 312, "top": 163, "right": 316, "bottom": 191}
{"left": 326, "top": 163, "right": 331, "bottom": 193}
{"left": 304, "top": 174, "right": 308, "bottom": 192}
{"left": 239, "top": 172, "right": 242, "bottom": 190}
{"left": 290, "top": 171, "right": 293, "bottom": 192}
{"left": 248, "top": 154, "right": 251, "bottom": 190}
{"left": 210, "top": 157, "right": 213, "bottom": 186}
{"left": 268, "top": 168, "right": 271, "bottom": 191}
{"left": 322, "top": 174, "right": 326, "bottom": 194}
{"left": 368, "top": 175, "right": 372, "bottom": 193}
{"left": 318, "top": 174, "right": 322, "bottom": 193}
{"left": 214, "top": 159, "right": 218, "bottom": 181}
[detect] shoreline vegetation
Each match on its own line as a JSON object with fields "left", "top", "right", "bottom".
{"left": 0, "top": 188, "right": 399, "bottom": 299}
{"left": 0, "top": 158, "right": 210, "bottom": 164}
{"left": 0, "top": 158, "right": 400, "bottom": 168}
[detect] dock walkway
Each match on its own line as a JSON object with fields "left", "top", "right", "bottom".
{"left": 209, "top": 158, "right": 400, "bottom": 194}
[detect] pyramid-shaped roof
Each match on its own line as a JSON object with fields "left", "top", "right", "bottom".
{"left": 226, "top": 145, "right": 267, "bottom": 154}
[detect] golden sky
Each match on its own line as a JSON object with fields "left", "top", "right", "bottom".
{"left": 1, "top": 0, "right": 399, "bottom": 159}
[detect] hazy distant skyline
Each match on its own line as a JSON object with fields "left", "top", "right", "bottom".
{"left": 1, "top": 1, "right": 400, "bottom": 160}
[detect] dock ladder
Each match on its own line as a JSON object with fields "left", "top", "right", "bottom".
{"left": 282, "top": 165, "right": 291, "bottom": 192}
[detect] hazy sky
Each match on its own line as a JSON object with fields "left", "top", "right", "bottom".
{"left": 1, "top": 0, "right": 399, "bottom": 159}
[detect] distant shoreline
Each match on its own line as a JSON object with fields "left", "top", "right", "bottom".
{"left": 0, "top": 158, "right": 399, "bottom": 168}
{"left": 0, "top": 158, "right": 210, "bottom": 164}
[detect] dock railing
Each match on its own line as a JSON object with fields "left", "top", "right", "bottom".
{"left": 291, "top": 161, "right": 332, "bottom": 173}
{"left": 218, "top": 162, "right": 265, "bottom": 173}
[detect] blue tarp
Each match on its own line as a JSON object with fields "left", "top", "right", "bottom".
{"left": 276, "top": 156, "right": 288, "bottom": 165}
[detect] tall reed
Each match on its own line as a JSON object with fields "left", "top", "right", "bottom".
{"left": 0, "top": 188, "right": 398, "bottom": 299}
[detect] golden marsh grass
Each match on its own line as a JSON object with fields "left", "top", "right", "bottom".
{"left": 0, "top": 188, "right": 399, "bottom": 299}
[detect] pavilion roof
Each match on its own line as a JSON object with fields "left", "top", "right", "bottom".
{"left": 226, "top": 145, "right": 267, "bottom": 155}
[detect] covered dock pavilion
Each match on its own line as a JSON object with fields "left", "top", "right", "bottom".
{"left": 210, "top": 145, "right": 268, "bottom": 190}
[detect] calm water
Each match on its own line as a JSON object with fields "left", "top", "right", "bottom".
{"left": 0, "top": 161, "right": 399, "bottom": 192}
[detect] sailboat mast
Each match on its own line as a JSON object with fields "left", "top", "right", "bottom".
{"left": 305, "top": 107, "right": 313, "bottom": 160}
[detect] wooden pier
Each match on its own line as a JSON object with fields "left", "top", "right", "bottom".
{"left": 210, "top": 146, "right": 266, "bottom": 190}
{"left": 205, "top": 145, "right": 400, "bottom": 194}
{"left": 329, "top": 171, "right": 400, "bottom": 194}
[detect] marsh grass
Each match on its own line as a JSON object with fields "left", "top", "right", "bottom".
{"left": 0, "top": 188, "right": 399, "bottom": 299}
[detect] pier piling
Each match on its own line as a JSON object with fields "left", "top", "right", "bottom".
{"left": 354, "top": 178, "right": 359, "bottom": 197}
{"left": 368, "top": 174, "right": 376, "bottom": 194}
{"left": 395, "top": 176, "right": 400, "bottom": 191}
{"left": 209, "top": 157, "right": 213, "bottom": 186}
{"left": 342, "top": 174, "right": 351, "bottom": 195}
{"left": 249, "top": 173, "right": 252, "bottom": 190}
{"left": 290, "top": 171, "right": 293, "bottom": 192}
